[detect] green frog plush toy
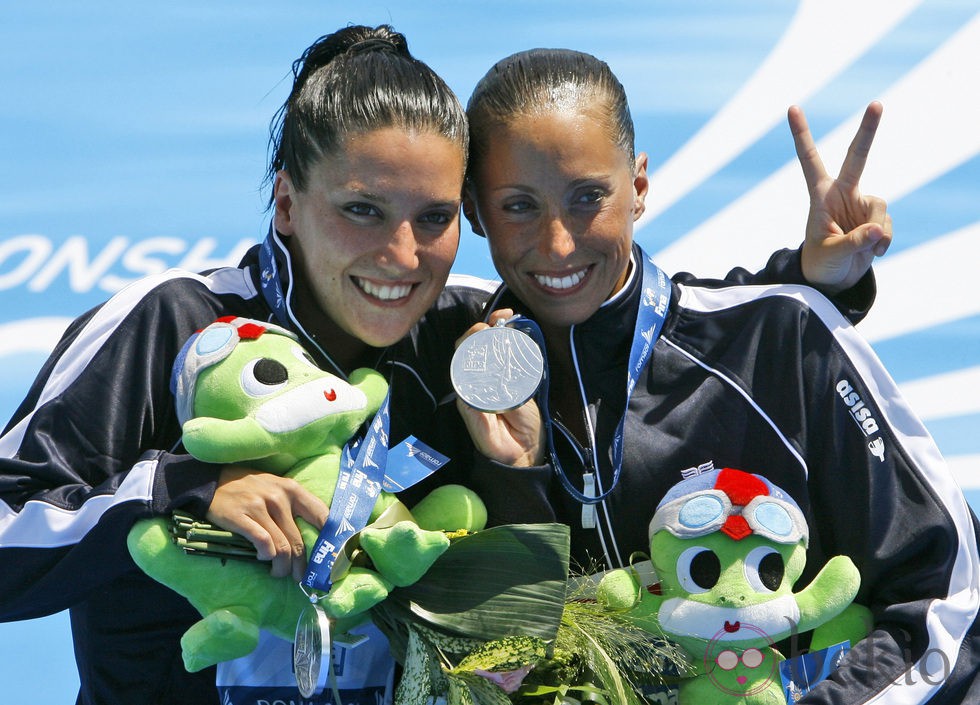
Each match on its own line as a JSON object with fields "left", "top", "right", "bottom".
{"left": 597, "top": 467, "right": 871, "bottom": 704}
{"left": 127, "top": 317, "right": 486, "bottom": 673}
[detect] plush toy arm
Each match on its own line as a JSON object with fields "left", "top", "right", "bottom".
{"left": 597, "top": 568, "right": 644, "bottom": 611}
{"left": 597, "top": 568, "right": 669, "bottom": 639}
{"left": 181, "top": 416, "right": 278, "bottom": 464}
{"left": 348, "top": 367, "right": 389, "bottom": 415}
{"left": 810, "top": 602, "right": 873, "bottom": 651}
{"left": 795, "top": 554, "right": 862, "bottom": 632}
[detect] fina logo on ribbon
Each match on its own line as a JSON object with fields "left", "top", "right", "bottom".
{"left": 361, "top": 440, "right": 381, "bottom": 469}
{"left": 311, "top": 540, "right": 336, "bottom": 565}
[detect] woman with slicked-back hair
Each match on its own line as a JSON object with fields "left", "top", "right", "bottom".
{"left": 456, "top": 47, "right": 977, "bottom": 704}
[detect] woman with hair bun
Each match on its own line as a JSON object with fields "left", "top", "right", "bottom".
{"left": 0, "top": 24, "right": 474, "bottom": 705}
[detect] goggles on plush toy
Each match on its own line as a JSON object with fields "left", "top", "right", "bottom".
{"left": 170, "top": 316, "right": 297, "bottom": 426}
{"left": 648, "top": 468, "right": 809, "bottom": 547}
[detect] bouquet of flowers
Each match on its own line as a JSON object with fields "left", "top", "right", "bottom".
{"left": 365, "top": 523, "right": 688, "bottom": 705}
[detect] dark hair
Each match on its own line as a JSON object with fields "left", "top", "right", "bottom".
{"left": 265, "top": 25, "right": 467, "bottom": 204}
{"left": 466, "top": 48, "right": 634, "bottom": 178}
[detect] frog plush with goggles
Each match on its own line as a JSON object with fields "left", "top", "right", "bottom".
{"left": 127, "top": 317, "right": 486, "bottom": 673}
{"left": 597, "top": 467, "right": 871, "bottom": 704}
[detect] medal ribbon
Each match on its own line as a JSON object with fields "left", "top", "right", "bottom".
{"left": 258, "top": 226, "right": 290, "bottom": 326}
{"left": 518, "top": 251, "right": 670, "bottom": 505}
{"left": 302, "top": 393, "right": 392, "bottom": 593}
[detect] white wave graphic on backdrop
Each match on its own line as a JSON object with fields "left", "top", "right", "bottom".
{"left": 638, "top": 0, "right": 923, "bottom": 223}
{"left": 640, "top": 3, "right": 980, "bottom": 487}
{"left": 647, "top": 7, "right": 980, "bottom": 290}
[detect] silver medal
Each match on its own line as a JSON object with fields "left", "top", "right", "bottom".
{"left": 451, "top": 324, "right": 544, "bottom": 413}
{"left": 294, "top": 602, "right": 331, "bottom": 698}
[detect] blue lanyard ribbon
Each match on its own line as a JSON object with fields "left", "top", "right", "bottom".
{"left": 302, "top": 393, "right": 391, "bottom": 593}
{"left": 522, "top": 251, "right": 670, "bottom": 505}
{"left": 258, "top": 226, "right": 289, "bottom": 325}
{"left": 262, "top": 228, "right": 447, "bottom": 590}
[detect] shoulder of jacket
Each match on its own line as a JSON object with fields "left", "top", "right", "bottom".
{"left": 675, "top": 281, "right": 843, "bottom": 322}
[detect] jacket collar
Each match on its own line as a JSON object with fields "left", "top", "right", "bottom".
{"left": 256, "top": 225, "right": 350, "bottom": 378}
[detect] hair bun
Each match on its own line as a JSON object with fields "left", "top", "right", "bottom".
{"left": 346, "top": 36, "right": 400, "bottom": 56}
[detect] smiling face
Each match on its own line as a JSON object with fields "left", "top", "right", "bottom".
{"left": 466, "top": 107, "right": 649, "bottom": 331}
{"left": 274, "top": 127, "right": 464, "bottom": 364}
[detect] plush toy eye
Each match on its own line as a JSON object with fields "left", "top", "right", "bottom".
{"left": 292, "top": 345, "right": 319, "bottom": 369}
{"left": 676, "top": 546, "right": 721, "bottom": 593}
{"left": 240, "top": 358, "right": 288, "bottom": 396}
{"left": 744, "top": 546, "right": 784, "bottom": 593}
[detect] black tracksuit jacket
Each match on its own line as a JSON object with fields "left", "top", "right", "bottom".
{"left": 463, "top": 244, "right": 980, "bottom": 704}
{"left": 0, "top": 230, "right": 484, "bottom": 704}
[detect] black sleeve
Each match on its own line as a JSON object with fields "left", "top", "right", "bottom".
{"left": 674, "top": 246, "right": 876, "bottom": 324}
{"left": 463, "top": 453, "right": 556, "bottom": 527}
{"left": 0, "top": 276, "right": 227, "bottom": 620}
{"left": 781, "top": 291, "right": 979, "bottom": 704}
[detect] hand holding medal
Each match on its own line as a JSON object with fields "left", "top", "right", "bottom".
{"left": 451, "top": 311, "right": 547, "bottom": 467}
{"left": 451, "top": 312, "right": 545, "bottom": 413}
{"left": 453, "top": 257, "right": 671, "bottom": 530}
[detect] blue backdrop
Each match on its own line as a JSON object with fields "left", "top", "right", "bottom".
{"left": 2, "top": 1, "right": 978, "bottom": 701}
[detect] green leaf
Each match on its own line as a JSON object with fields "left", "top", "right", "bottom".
{"left": 451, "top": 671, "right": 513, "bottom": 705}
{"left": 456, "top": 636, "right": 547, "bottom": 672}
{"left": 513, "top": 683, "right": 611, "bottom": 705}
{"left": 415, "top": 622, "right": 486, "bottom": 658}
{"left": 377, "top": 524, "right": 570, "bottom": 646}
{"left": 568, "top": 621, "right": 637, "bottom": 705}
{"left": 393, "top": 625, "right": 447, "bottom": 705}
{"left": 447, "top": 673, "right": 476, "bottom": 705}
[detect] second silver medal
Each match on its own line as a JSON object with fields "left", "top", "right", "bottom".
{"left": 294, "top": 602, "right": 332, "bottom": 698}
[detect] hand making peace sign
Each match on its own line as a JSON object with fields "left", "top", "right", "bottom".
{"left": 792, "top": 101, "right": 893, "bottom": 294}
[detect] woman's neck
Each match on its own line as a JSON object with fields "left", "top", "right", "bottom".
{"left": 532, "top": 255, "right": 637, "bottom": 446}
{"left": 539, "top": 322, "right": 571, "bottom": 363}
{"left": 291, "top": 288, "right": 377, "bottom": 376}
